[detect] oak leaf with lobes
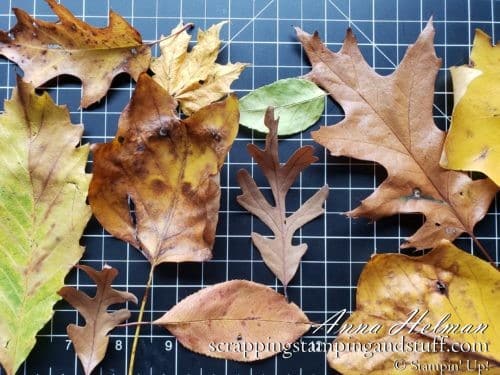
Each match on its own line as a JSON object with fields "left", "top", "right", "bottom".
{"left": 297, "top": 21, "right": 498, "bottom": 252}
{"left": 0, "top": 0, "right": 150, "bottom": 108}
{"left": 58, "top": 265, "right": 137, "bottom": 375}
{"left": 151, "top": 21, "right": 246, "bottom": 115}
{"left": 328, "top": 241, "right": 500, "bottom": 374}
{"left": 237, "top": 108, "right": 329, "bottom": 289}
{"left": 89, "top": 73, "right": 239, "bottom": 265}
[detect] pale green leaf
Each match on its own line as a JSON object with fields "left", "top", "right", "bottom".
{"left": 239, "top": 78, "right": 325, "bottom": 135}
{"left": 0, "top": 79, "right": 91, "bottom": 375}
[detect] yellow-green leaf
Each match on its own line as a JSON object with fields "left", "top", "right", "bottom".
{"left": 151, "top": 22, "right": 246, "bottom": 115}
{"left": 441, "top": 30, "right": 500, "bottom": 186}
{"left": 0, "top": 79, "right": 91, "bottom": 375}
{"left": 239, "top": 78, "right": 326, "bottom": 135}
{"left": 328, "top": 241, "right": 500, "bottom": 374}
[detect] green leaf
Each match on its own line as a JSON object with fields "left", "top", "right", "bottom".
{"left": 239, "top": 78, "right": 325, "bottom": 135}
{"left": 0, "top": 78, "right": 91, "bottom": 375}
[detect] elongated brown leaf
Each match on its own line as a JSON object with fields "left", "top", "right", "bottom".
{"left": 237, "top": 107, "right": 329, "bottom": 289}
{"left": 0, "top": 0, "right": 150, "bottom": 108}
{"left": 89, "top": 73, "right": 239, "bottom": 265}
{"left": 59, "top": 265, "right": 137, "bottom": 375}
{"left": 297, "top": 21, "right": 498, "bottom": 250}
{"left": 328, "top": 241, "right": 500, "bottom": 374}
{"left": 154, "top": 280, "right": 311, "bottom": 361}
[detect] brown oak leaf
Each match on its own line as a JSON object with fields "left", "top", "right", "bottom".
{"left": 237, "top": 108, "right": 329, "bottom": 289}
{"left": 0, "top": 0, "right": 151, "bottom": 108}
{"left": 58, "top": 265, "right": 137, "bottom": 375}
{"left": 154, "top": 280, "right": 311, "bottom": 361}
{"left": 296, "top": 21, "right": 498, "bottom": 251}
{"left": 89, "top": 73, "right": 239, "bottom": 265}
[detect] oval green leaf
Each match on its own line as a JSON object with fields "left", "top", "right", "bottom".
{"left": 239, "top": 78, "right": 325, "bottom": 135}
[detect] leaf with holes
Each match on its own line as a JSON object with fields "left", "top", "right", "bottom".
{"left": 59, "top": 265, "right": 137, "bottom": 375}
{"left": 0, "top": 78, "right": 91, "bottom": 375}
{"left": 0, "top": 0, "right": 151, "bottom": 108}
{"left": 237, "top": 107, "right": 329, "bottom": 290}
{"left": 441, "top": 29, "right": 500, "bottom": 186}
{"left": 89, "top": 73, "right": 239, "bottom": 265}
{"left": 154, "top": 279, "right": 311, "bottom": 361}
{"left": 328, "top": 241, "right": 500, "bottom": 374}
{"left": 151, "top": 21, "right": 246, "bottom": 115}
{"left": 297, "top": 21, "right": 498, "bottom": 253}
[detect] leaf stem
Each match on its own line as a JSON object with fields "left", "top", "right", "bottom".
{"left": 127, "top": 264, "right": 155, "bottom": 375}
{"left": 470, "top": 233, "right": 497, "bottom": 268}
{"left": 146, "top": 23, "right": 194, "bottom": 46}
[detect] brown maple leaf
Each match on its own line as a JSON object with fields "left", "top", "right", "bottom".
{"left": 237, "top": 107, "right": 329, "bottom": 289}
{"left": 0, "top": 0, "right": 151, "bottom": 108}
{"left": 296, "top": 21, "right": 498, "bottom": 254}
{"left": 58, "top": 265, "right": 137, "bottom": 375}
{"left": 89, "top": 73, "right": 239, "bottom": 266}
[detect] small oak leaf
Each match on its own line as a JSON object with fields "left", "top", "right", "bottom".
{"left": 237, "top": 107, "right": 329, "bottom": 290}
{"left": 59, "top": 265, "right": 137, "bottom": 375}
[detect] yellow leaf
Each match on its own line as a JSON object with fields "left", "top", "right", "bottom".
{"left": 328, "top": 241, "right": 500, "bottom": 374}
{"left": 441, "top": 30, "right": 500, "bottom": 186}
{"left": 0, "top": 0, "right": 151, "bottom": 108}
{"left": 151, "top": 22, "right": 246, "bottom": 115}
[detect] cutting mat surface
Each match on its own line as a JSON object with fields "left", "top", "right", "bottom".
{"left": 0, "top": 0, "right": 498, "bottom": 374}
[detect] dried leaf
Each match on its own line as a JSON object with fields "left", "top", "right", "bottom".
{"left": 58, "top": 265, "right": 137, "bottom": 375}
{"left": 237, "top": 108, "right": 329, "bottom": 288}
{"left": 0, "top": 0, "right": 151, "bottom": 108}
{"left": 0, "top": 78, "right": 91, "bottom": 375}
{"left": 154, "top": 280, "right": 311, "bottom": 361}
{"left": 239, "top": 78, "right": 326, "bottom": 135}
{"left": 297, "top": 21, "right": 498, "bottom": 250}
{"left": 328, "top": 241, "right": 500, "bottom": 374}
{"left": 89, "top": 73, "right": 239, "bottom": 265}
{"left": 151, "top": 22, "right": 246, "bottom": 115}
{"left": 441, "top": 30, "right": 500, "bottom": 186}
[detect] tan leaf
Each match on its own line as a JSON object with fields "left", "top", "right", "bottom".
{"left": 58, "top": 265, "right": 137, "bottom": 375}
{"left": 154, "top": 280, "right": 311, "bottom": 361}
{"left": 151, "top": 21, "right": 246, "bottom": 115}
{"left": 0, "top": 0, "right": 151, "bottom": 108}
{"left": 237, "top": 107, "right": 329, "bottom": 289}
{"left": 328, "top": 241, "right": 500, "bottom": 374}
{"left": 89, "top": 73, "right": 239, "bottom": 265}
{"left": 0, "top": 78, "right": 91, "bottom": 375}
{"left": 296, "top": 21, "right": 498, "bottom": 251}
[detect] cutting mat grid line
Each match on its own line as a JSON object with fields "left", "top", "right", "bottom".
{"left": 0, "top": 0, "right": 498, "bottom": 374}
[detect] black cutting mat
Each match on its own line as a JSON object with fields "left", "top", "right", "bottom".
{"left": 0, "top": 0, "right": 498, "bottom": 374}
